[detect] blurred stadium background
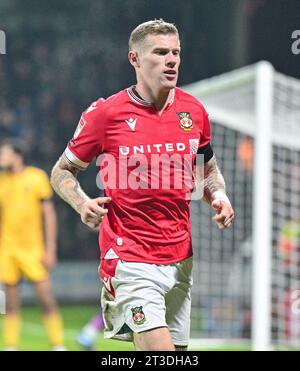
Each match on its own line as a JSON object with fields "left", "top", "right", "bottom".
{"left": 0, "top": 0, "right": 300, "bottom": 350}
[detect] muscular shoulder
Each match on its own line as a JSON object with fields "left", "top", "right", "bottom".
{"left": 82, "top": 89, "right": 129, "bottom": 123}
{"left": 175, "top": 87, "right": 208, "bottom": 113}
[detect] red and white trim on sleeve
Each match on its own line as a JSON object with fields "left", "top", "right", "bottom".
{"left": 64, "top": 146, "right": 90, "bottom": 170}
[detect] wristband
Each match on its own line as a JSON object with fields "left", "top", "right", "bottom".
{"left": 211, "top": 191, "right": 231, "bottom": 204}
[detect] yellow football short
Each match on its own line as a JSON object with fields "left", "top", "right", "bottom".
{"left": 0, "top": 249, "right": 49, "bottom": 285}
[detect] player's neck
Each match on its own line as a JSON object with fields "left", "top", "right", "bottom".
{"left": 135, "top": 83, "right": 172, "bottom": 113}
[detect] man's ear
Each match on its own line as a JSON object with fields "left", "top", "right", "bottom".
{"left": 128, "top": 51, "right": 140, "bottom": 68}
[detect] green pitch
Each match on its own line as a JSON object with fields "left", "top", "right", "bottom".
{"left": 0, "top": 305, "right": 135, "bottom": 351}
{"left": 0, "top": 305, "right": 251, "bottom": 351}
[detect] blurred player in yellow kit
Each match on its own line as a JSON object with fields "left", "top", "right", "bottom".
{"left": 0, "top": 139, "right": 65, "bottom": 351}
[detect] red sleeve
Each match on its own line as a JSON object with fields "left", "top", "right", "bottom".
{"left": 199, "top": 106, "right": 211, "bottom": 149}
{"left": 64, "top": 98, "right": 106, "bottom": 169}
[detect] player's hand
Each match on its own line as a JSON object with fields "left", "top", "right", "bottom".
{"left": 211, "top": 199, "right": 234, "bottom": 230}
{"left": 42, "top": 251, "right": 57, "bottom": 271}
{"left": 80, "top": 197, "right": 111, "bottom": 231}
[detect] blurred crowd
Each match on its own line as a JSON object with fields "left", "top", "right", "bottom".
{"left": 0, "top": 44, "right": 93, "bottom": 172}
{"left": 0, "top": 39, "right": 102, "bottom": 260}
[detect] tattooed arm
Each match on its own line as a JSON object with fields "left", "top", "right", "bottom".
{"left": 203, "top": 155, "right": 226, "bottom": 203}
{"left": 50, "top": 155, "right": 110, "bottom": 230}
{"left": 203, "top": 155, "right": 234, "bottom": 229}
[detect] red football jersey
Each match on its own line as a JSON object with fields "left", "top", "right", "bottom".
{"left": 64, "top": 86, "right": 211, "bottom": 264}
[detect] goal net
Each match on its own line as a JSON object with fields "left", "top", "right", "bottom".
{"left": 183, "top": 62, "right": 300, "bottom": 350}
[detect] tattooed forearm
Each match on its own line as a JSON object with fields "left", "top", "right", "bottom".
{"left": 50, "top": 156, "right": 90, "bottom": 214}
{"left": 203, "top": 155, "right": 226, "bottom": 204}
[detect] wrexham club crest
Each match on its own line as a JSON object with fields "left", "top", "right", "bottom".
{"left": 177, "top": 112, "right": 193, "bottom": 131}
{"left": 131, "top": 306, "right": 146, "bottom": 325}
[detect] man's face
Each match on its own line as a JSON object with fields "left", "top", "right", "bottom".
{"left": 135, "top": 33, "right": 181, "bottom": 92}
{"left": 0, "top": 145, "right": 16, "bottom": 170}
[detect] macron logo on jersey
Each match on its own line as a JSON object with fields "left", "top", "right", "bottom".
{"left": 85, "top": 98, "right": 105, "bottom": 114}
{"left": 125, "top": 117, "right": 137, "bottom": 131}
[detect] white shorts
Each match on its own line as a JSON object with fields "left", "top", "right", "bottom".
{"left": 100, "top": 256, "right": 193, "bottom": 346}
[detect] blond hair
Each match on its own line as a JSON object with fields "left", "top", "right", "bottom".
{"left": 129, "top": 19, "right": 179, "bottom": 52}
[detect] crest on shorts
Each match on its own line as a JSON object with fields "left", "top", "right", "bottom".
{"left": 177, "top": 112, "right": 193, "bottom": 131}
{"left": 131, "top": 306, "right": 146, "bottom": 325}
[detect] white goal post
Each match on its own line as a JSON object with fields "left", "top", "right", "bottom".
{"left": 183, "top": 61, "right": 300, "bottom": 351}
